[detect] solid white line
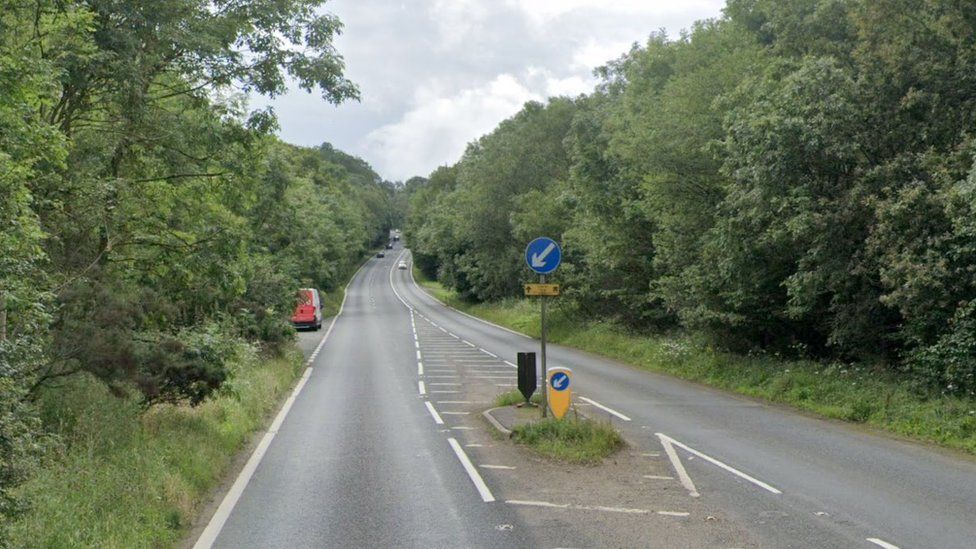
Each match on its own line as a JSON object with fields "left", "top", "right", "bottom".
{"left": 193, "top": 257, "right": 367, "bottom": 549}
{"left": 657, "top": 511, "right": 691, "bottom": 517}
{"left": 429, "top": 382, "right": 461, "bottom": 386}
{"left": 448, "top": 438, "right": 495, "bottom": 502}
{"left": 657, "top": 434, "right": 700, "bottom": 498}
{"left": 480, "top": 464, "right": 516, "bottom": 470}
{"left": 643, "top": 475, "right": 674, "bottom": 480}
{"left": 466, "top": 443, "right": 483, "bottom": 447}
{"left": 438, "top": 400, "right": 474, "bottom": 404}
{"left": 578, "top": 396, "right": 631, "bottom": 421}
{"left": 431, "top": 390, "right": 459, "bottom": 394}
{"left": 424, "top": 401, "right": 444, "bottom": 424}
{"left": 441, "top": 411, "right": 470, "bottom": 415}
{"left": 417, "top": 361, "right": 424, "bottom": 375}
{"left": 657, "top": 433, "right": 782, "bottom": 495}
{"left": 867, "top": 539, "right": 900, "bottom": 549}
{"left": 418, "top": 381, "right": 426, "bottom": 395}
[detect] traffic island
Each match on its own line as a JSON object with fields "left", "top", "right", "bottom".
{"left": 483, "top": 398, "right": 624, "bottom": 464}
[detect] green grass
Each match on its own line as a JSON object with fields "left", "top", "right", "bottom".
{"left": 495, "top": 389, "right": 543, "bottom": 407}
{"left": 9, "top": 347, "right": 303, "bottom": 548}
{"left": 511, "top": 418, "right": 624, "bottom": 464}
{"left": 414, "top": 274, "right": 976, "bottom": 455}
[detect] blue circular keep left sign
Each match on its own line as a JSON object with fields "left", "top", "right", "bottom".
{"left": 550, "top": 371, "right": 570, "bottom": 392}
{"left": 525, "top": 237, "right": 561, "bottom": 275}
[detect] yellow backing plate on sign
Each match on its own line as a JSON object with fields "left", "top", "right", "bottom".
{"left": 547, "top": 367, "right": 572, "bottom": 419}
{"left": 524, "top": 283, "right": 560, "bottom": 297}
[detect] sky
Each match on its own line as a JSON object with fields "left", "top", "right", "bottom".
{"left": 252, "top": 0, "right": 728, "bottom": 182}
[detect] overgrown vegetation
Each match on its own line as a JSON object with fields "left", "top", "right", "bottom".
{"left": 405, "top": 1, "right": 976, "bottom": 408}
{"left": 8, "top": 347, "right": 303, "bottom": 547}
{"left": 0, "top": 0, "right": 394, "bottom": 541}
{"left": 511, "top": 418, "right": 624, "bottom": 464}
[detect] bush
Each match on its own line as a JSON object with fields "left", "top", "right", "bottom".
{"left": 908, "top": 301, "right": 976, "bottom": 397}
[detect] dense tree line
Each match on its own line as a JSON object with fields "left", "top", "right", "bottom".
{"left": 0, "top": 0, "right": 391, "bottom": 534}
{"left": 406, "top": 0, "right": 976, "bottom": 400}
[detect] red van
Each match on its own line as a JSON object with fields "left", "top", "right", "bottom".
{"left": 291, "top": 288, "right": 323, "bottom": 330}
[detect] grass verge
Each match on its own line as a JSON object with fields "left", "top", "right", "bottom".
{"left": 9, "top": 267, "right": 362, "bottom": 548}
{"left": 10, "top": 347, "right": 303, "bottom": 548}
{"left": 511, "top": 418, "right": 624, "bottom": 464}
{"left": 414, "top": 273, "right": 976, "bottom": 455}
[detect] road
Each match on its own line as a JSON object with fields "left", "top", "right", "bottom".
{"left": 195, "top": 244, "right": 976, "bottom": 548}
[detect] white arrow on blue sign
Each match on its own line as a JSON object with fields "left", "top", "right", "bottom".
{"left": 525, "top": 237, "right": 561, "bottom": 275}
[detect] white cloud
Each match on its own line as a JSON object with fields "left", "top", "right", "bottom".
{"left": 505, "top": 0, "right": 723, "bottom": 23}
{"left": 363, "top": 74, "right": 542, "bottom": 180}
{"left": 572, "top": 38, "right": 636, "bottom": 70}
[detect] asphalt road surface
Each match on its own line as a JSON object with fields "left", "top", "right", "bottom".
{"left": 196, "top": 244, "right": 976, "bottom": 548}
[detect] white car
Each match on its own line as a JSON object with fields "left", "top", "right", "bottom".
{"left": 398, "top": 261, "right": 408, "bottom": 270}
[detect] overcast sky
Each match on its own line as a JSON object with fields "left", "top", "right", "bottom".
{"left": 252, "top": 0, "right": 728, "bottom": 182}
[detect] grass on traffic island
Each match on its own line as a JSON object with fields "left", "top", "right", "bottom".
{"left": 414, "top": 270, "right": 976, "bottom": 455}
{"left": 494, "top": 390, "right": 624, "bottom": 464}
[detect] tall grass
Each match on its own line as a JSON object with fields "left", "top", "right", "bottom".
{"left": 415, "top": 275, "right": 976, "bottom": 454}
{"left": 9, "top": 346, "right": 303, "bottom": 548}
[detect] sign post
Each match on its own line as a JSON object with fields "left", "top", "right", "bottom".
{"left": 524, "top": 237, "right": 562, "bottom": 418}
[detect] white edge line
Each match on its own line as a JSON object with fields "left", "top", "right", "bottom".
{"left": 867, "top": 539, "right": 900, "bottom": 549}
{"left": 193, "top": 257, "right": 367, "bottom": 549}
{"left": 424, "top": 401, "right": 444, "bottom": 424}
{"left": 448, "top": 438, "right": 495, "bottom": 502}
{"left": 656, "top": 433, "right": 700, "bottom": 498}
{"left": 578, "top": 396, "right": 631, "bottom": 421}
{"left": 657, "top": 433, "right": 781, "bottom": 495}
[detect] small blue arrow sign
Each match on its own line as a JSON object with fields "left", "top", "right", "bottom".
{"left": 550, "top": 371, "right": 570, "bottom": 391}
{"left": 525, "top": 237, "right": 561, "bottom": 275}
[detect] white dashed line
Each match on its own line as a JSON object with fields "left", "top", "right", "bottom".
{"left": 480, "top": 349, "right": 498, "bottom": 358}
{"left": 462, "top": 340, "right": 476, "bottom": 347}
{"left": 867, "top": 539, "right": 900, "bottom": 549}
{"left": 424, "top": 401, "right": 444, "bottom": 424}
{"left": 417, "top": 362, "right": 423, "bottom": 375}
{"left": 418, "top": 381, "right": 426, "bottom": 395}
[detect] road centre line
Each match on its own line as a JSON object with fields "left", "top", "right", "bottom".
{"left": 656, "top": 433, "right": 781, "bottom": 495}
{"left": 448, "top": 438, "right": 495, "bottom": 503}
{"left": 578, "top": 396, "right": 631, "bottom": 421}
{"left": 867, "top": 539, "right": 900, "bottom": 549}
{"left": 418, "top": 381, "right": 426, "bottom": 395}
{"left": 194, "top": 257, "right": 367, "bottom": 549}
{"left": 424, "top": 402, "right": 444, "bottom": 424}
